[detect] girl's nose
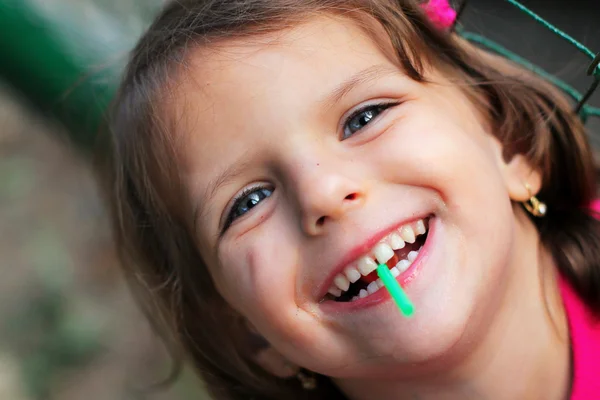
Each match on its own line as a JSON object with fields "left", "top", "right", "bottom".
{"left": 298, "top": 170, "right": 364, "bottom": 236}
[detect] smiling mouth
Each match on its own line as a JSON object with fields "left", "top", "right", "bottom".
{"left": 325, "top": 218, "right": 430, "bottom": 303}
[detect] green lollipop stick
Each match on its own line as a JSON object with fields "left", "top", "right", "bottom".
{"left": 377, "top": 264, "right": 415, "bottom": 317}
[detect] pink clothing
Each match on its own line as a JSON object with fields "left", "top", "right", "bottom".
{"left": 559, "top": 276, "right": 600, "bottom": 399}
{"left": 590, "top": 199, "right": 600, "bottom": 214}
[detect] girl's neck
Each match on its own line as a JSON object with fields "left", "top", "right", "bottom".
{"left": 337, "top": 210, "right": 571, "bottom": 400}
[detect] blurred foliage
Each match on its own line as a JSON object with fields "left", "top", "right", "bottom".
{"left": 3, "top": 230, "right": 101, "bottom": 399}
{"left": 0, "top": 84, "right": 208, "bottom": 399}
{"left": 0, "top": 1, "right": 208, "bottom": 398}
{"left": 0, "top": 0, "right": 165, "bottom": 151}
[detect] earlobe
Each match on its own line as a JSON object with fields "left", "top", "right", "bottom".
{"left": 501, "top": 153, "right": 543, "bottom": 203}
{"left": 489, "top": 135, "right": 542, "bottom": 201}
{"left": 491, "top": 138, "right": 548, "bottom": 217}
{"left": 253, "top": 346, "right": 300, "bottom": 378}
{"left": 245, "top": 323, "right": 317, "bottom": 389}
{"left": 252, "top": 345, "right": 318, "bottom": 390}
{"left": 245, "top": 321, "right": 299, "bottom": 378}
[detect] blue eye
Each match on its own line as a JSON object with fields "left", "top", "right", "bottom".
{"left": 225, "top": 186, "right": 273, "bottom": 229}
{"left": 342, "top": 103, "right": 396, "bottom": 140}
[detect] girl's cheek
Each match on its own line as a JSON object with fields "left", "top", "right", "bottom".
{"left": 213, "top": 240, "right": 253, "bottom": 306}
{"left": 216, "top": 228, "right": 299, "bottom": 316}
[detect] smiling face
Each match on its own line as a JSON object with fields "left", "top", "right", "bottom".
{"left": 176, "top": 15, "right": 532, "bottom": 381}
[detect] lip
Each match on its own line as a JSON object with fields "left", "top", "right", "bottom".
{"left": 317, "top": 214, "right": 433, "bottom": 301}
{"left": 318, "top": 216, "right": 437, "bottom": 313}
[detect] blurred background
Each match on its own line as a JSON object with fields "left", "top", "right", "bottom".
{"left": 0, "top": 0, "right": 597, "bottom": 399}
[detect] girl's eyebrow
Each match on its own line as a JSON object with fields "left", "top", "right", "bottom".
{"left": 323, "top": 64, "right": 398, "bottom": 107}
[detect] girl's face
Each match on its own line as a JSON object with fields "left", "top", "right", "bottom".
{"left": 179, "top": 16, "right": 529, "bottom": 379}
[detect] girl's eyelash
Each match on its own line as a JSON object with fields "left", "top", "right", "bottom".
{"left": 341, "top": 101, "right": 400, "bottom": 139}
{"left": 221, "top": 185, "right": 272, "bottom": 234}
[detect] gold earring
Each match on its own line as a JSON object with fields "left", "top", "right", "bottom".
{"left": 522, "top": 183, "right": 547, "bottom": 217}
{"left": 296, "top": 370, "right": 317, "bottom": 390}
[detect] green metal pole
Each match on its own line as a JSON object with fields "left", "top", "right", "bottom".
{"left": 0, "top": 0, "right": 136, "bottom": 152}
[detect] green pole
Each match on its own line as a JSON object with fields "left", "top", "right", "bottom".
{"left": 0, "top": 0, "right": 136, "bottom": 152}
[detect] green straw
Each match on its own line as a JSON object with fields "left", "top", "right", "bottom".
{"left": 377, "top": 264, "right": 414, "bottom": 317}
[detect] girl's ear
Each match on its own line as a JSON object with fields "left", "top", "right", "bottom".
{"left": 491, "top": 137, "right": 543, "bottom": 201}
{"left": 245, "top": 321, "right": 299, "bottom": 378}
{"left": 503, "top": 153, "right": 543, "bottom": 202}
{"left": 253, "top": 346, "right": 300, "bottom": 378}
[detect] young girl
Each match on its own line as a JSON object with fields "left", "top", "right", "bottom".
{"left": 107, "top": 0, "right": 600, "bottom": 398}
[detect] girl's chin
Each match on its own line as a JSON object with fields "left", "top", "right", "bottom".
{"left": 303, "top": 309, "right": 473, "bottom": 380}
{"left": 317, "top": 226, "right": 477, "bottom": 370}
{"left": 316, "top": 324, "right": 471, "bottom": 380}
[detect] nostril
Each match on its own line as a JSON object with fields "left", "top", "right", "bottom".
{"left": 312, "top": 193, "right": 359, "bottom": 231}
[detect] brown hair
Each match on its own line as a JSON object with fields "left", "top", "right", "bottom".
{"left": 105, "top": 1, "right": 600, "bottom": 399}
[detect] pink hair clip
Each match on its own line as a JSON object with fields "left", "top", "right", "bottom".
{"left": 421, "top": 0, "right": 457, "bottom": 30}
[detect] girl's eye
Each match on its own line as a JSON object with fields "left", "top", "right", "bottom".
{"left": 342, "top": 103, "right": 396, "bottom": 140}
{"left": 224, "top": 186, "right": 274, "bottom": 230}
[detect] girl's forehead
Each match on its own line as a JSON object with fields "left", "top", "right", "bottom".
{"left": 180, "top": 14, "right": 398, "bottom": 92}
{"left": 173, "top": 15, "right": 399, "bottom": 155}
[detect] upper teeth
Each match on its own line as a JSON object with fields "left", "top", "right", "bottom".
{"left": 327, "top": 219, "right": 428, "bottom": 299}
{"left": 372, "top": 243, "right": 394, "bottom": 265}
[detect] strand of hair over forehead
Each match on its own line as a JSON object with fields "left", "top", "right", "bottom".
{"left": 143, "top": 0, "right": 353, "bottom": 65}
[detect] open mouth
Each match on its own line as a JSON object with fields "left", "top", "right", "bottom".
{"left": 325, "top": 217, "right": 430, "bottom": 303}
